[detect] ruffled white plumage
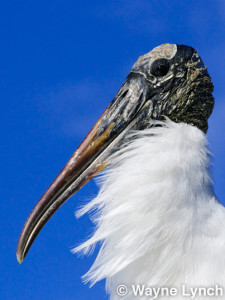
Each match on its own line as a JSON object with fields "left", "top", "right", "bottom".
{"left": 73, "top": 119, "right": 225, "bottom": 299}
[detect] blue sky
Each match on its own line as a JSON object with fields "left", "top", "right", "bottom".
{"left": 1, "top": 1, "right": 225, "bottom": 299}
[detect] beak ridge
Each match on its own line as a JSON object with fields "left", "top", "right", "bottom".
{"left": 16, "top": 74, "right": 148, "bottom": 263}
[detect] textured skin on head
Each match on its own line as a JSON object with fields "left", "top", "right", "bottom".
{"left": 135, "top": 44, "right": 177, "bottom": 68}
{"left": 95, "top": 43, "right": 214, "bottom": 142}
{"left": 163, "top": 49, "right": 214, "bottom": 133}
{"left": 131, "top": 44, "right": 214, "bottom": 133}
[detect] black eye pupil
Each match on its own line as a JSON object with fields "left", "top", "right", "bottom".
{"left": 151, "top": 59, "right": 170, "bottom": 77}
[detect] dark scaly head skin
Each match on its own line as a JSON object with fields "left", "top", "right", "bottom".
{"left": 126, "top": 44, "right": 214, "bottom": 133}
{"left": 17, "top": 44, "right": 214, "bottom": 263}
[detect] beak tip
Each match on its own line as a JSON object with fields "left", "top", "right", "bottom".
{"left": 16, "top": 253, "right": 23, "bottom": 264}
{"left": 16, "top": 245, "right": 25, "bottom": 264}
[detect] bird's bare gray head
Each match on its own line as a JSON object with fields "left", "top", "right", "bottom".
{"left": 105, "top": 43, "right": 214, "bottom": 135}
{"left": 17, "top": 43, "right": 214, "bottom": 263}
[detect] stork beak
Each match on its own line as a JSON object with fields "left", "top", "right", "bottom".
{"left": 17, "top": 73, "right": 151, "bottom": 263}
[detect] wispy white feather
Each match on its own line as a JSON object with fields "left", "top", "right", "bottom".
{"left": 73, "top": 119, "right": 225, "bottom": 299}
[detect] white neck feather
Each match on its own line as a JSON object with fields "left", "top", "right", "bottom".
{"left": 74, "top": 119, "right": 225, "bottom": 300}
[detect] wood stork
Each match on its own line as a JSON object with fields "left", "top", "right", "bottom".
{"left": 17, "top": 44, "right": 225, "bottom": 299}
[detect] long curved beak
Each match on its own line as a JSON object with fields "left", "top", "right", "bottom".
{"left": 16, "top": 73, "right": 152, "bottom": 263}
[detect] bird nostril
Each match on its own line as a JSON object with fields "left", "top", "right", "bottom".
{"left": 121, "top": 89, "right": 129, "bottom": 98}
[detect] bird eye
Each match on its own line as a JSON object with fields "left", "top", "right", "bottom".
{"left": 151, "top": 59, "right": 170, "bottom": 77}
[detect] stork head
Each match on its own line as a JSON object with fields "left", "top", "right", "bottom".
{"left": 17, "top": 44, "right": 214, "bottom": 263}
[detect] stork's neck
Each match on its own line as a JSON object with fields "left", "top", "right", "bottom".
{"left": 75, "top": 120, "right": 225, "bottom": 299}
